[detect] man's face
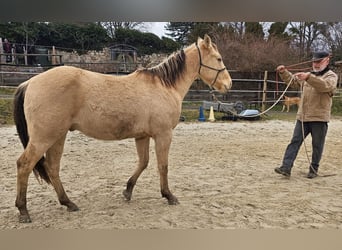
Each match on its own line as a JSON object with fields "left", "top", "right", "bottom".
{"left": 312, "top": 57, "right": 329, "bottom": 72}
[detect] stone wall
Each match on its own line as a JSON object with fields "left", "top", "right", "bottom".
{"left": 0, "top": 48, "right": 170, "bottom": 85}
{"left": 58, "top": 48, "right": 111, "bottom": 64}
{"left": 57, "top": 48, "right": 168, "bottom": 73}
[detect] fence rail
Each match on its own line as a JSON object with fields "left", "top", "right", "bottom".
{"left": 0, "top": 61, "right": 141, "bottom": 86}
{"left": 1, "top": 69, "right": 342, "bottom": 110}
{"left": 0, "top": 52, "right": 63, "bottom": 66}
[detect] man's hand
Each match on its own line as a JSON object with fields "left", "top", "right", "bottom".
{"left": 294, "top": 72, "right": 310, "bottom": 81}
{"left": 276, "top": 65, "right": 286, "bottom": 73}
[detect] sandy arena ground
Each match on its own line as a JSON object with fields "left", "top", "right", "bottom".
{"left": 1, "top": 118, "right": 342, "bottom": 229}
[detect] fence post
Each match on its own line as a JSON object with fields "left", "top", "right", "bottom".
{"left": 23, "top": 46, "right": 28, "bottom": 66}
{"left": 51, "top": 46, "right": 56, "bottom": 65}
{"left": 261, "top": 71, "right": 268, "bottom": 112}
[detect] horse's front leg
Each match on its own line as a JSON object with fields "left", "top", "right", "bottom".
{"left": 154, "top": 132, "right": 179, "bottom": 205}
{"left": 123, "top": 137, "right": 150, "bottom": 201}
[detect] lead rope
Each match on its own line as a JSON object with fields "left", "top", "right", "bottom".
{"left": 211, "top": 75, "right": 294, "bottom": 118}
{"left": 298, "top": 82, "right": 315, "bottom": 175}
{"left": 211, "top": 59, "right": 312, "bottom": 118}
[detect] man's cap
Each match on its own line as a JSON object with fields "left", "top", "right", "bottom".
{"left": 312, "top": 51, "right": 330, "bottom": 61}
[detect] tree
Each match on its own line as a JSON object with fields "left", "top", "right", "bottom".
{"left": 101, "top": 22, "right": 143, "bottom": 39}
{"left": 46, "top": 23, "right": 109, "bottom": 52}
{"left": 165, "top": 22, "right": 194, "bottom": 46}
{"left": 245, "top": 22, "right": 264, "bottom": 38}
{"left": 114, "top": 28, "right": 181, "bottom": 55}
{"left": 77, "top": 23, "right": 110, "bottom": 51}
{"left": 268, "top": 22, "right": 290, "bottom": 39}
{"left": 161, "top": 36, "right": 181, "bottom": 53}
{"left": 186, "top": 22, "right": 221, "bottom": 44}
{"left": 288, "top": 22, "right": 327, "bottom": 58}
{"left": 0, "top": 22, "right": 41, "bottom": 47}
{"left": 140, "top": 32, "right": 163, "bottom": 55}
{"left": 211, "top": 22, "right": 299, "bottom": 71}
{"left": 0, "top": 22, "right": 110, "bottom": 53}
{"left": 319, "top": 22, "right": 342, "bottom": 62}
{"left": 0, "top": 22, "right": 180, "bottom": 56}
{"left": 222, "top": 22, "right": 245, "bottom": 39}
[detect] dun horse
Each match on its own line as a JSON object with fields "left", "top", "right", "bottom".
{"left": 13, "top": 35, "right": 232, "bottom": 223}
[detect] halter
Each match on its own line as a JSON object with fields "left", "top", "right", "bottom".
{"left": 195, "top": 41, "right": 227, "bottom": 88}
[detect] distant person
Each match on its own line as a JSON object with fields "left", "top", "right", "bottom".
{"left": 3, "top": 38, "right": 12, "bottom": 62}
{"left": 274, "top": 51, "right": 338, "bottom": 178}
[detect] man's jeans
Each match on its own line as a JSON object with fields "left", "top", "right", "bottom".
{"left": 282, "top": 120, "right": 328, "bottom": 171}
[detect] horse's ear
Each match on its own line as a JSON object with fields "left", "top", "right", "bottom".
{"left": 197, "top": 36, "right": 203, "bottom": 44}
{"left": 203, "top": 34, "right": 212, "bottom": 49}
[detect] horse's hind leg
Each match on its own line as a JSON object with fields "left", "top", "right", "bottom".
{"left": 16, "top": 143, "right": 46, "bottom": 223}
{"left": 154, "top": 132, "right": 179, "bottom": 205}
{"left": 123, "top": 137, "right": 150, "bottom": 201}
{"left": 45, "top": 134, "right": 79, "bottom": 212}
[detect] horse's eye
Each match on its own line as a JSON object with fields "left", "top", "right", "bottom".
{"left": 218, "top": 58, "right": 222, "bottom": 62}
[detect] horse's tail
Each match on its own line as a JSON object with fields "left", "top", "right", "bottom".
{"left": 13, "top": 83, "right": 51, "bottom": 184}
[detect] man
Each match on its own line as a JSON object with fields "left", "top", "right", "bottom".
{"left": 274, "top": 51, "right": 338, "bottom": 178}
{"left": 3, "top": 38, "right": 12, "bottom": 62}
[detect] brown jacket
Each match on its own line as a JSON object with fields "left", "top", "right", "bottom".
{"left": 279, "top": 68, "right": 338, "bottom": 122}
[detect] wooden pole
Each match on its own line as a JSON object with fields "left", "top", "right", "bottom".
{"left": 51, "top": 46, "right": 56, "bottom": 65}
{"left": 261, "top": 70, "right": 268, "bottom": 112}
{"left": 24, "top": 46, "right": 28, "bottom": 66}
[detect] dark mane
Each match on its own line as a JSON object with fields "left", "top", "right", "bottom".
{"left": 138, "top": 50, "right": 186, "bottom": 88}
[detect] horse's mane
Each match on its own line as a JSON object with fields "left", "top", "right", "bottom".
{"left": 137, "top": 50, "right": 186, "bottom": 88}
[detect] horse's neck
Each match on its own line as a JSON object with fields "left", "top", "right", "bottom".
{"left": 175, "top": 44, "right": 199, "bottom": 99}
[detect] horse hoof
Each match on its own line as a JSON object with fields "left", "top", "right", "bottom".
{"left": 167, "top": 197, "right": 179, "bottom": 205}
{"left": 122, "top": 190, "right": 132, "bottom": 201}
{"left": 19, "top": 215, "right": 32, "bottom": 223}
{"left": 67, "top": 203, "right": 79, "bottom": 212}
{"left": 67, "top": 207, "right": 79, "bottom": 212}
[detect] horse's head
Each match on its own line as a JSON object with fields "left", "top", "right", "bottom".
{"left": 196, "top": 34, "right": 232, "bottom": 93}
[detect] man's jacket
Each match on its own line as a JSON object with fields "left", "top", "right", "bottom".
{"left": 279, "top": 68, "right": 338, "bottom": 122}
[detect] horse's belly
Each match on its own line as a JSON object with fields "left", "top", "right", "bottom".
{"left": 72, "top": 119, "right": 148, "bottom": 141}
{"left": 82, "top": 130, "right": 146, "bottom": 141}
